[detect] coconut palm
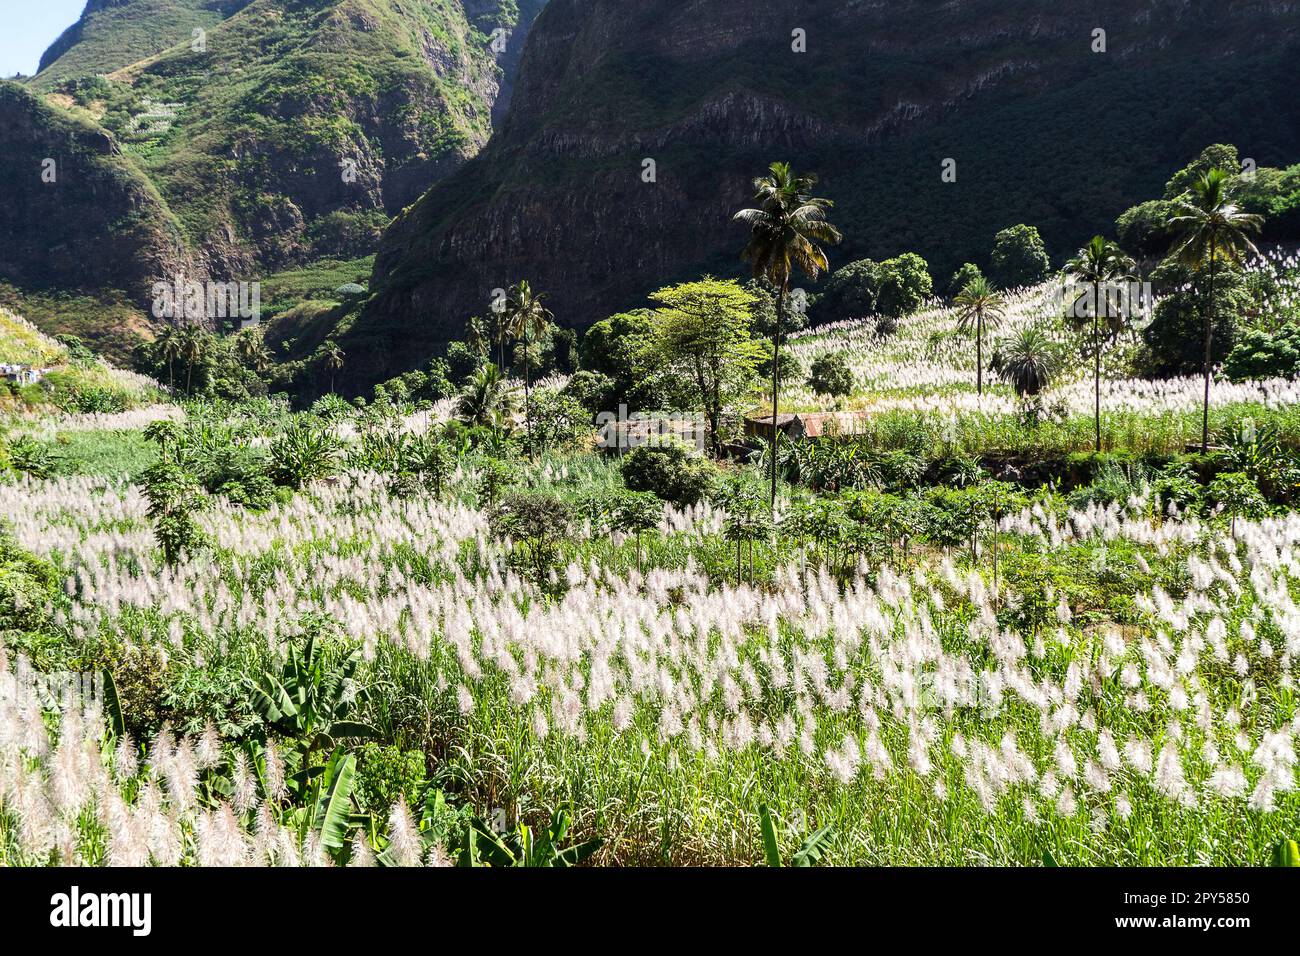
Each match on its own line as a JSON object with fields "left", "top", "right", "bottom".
{"left": 502, "top": 280, "right": 553, "bottom": 458}
{"left": 456, "top": 362, "right": 513, "bottom": 428}
{"left": 154, "top": 326, "right": 182, "bottom": 391}
{"left": 466, "top": 315, "right": 490, "bottom": 359}
{"left": 954, "top": 276, "right": 1005, "bottom": 397}
{"left": 177, "top": 325, "right": 207, "bottom": 397}
{"left": 321, "top": 342, "right": 345, "bottom": 394}
{"left": 1167, "top": 168, "right": 1264, "bottom": 452}
{"left": 996, "top": 325, "right": 1061, "bottom": 398}
{"left": 1064, "top": 236, "right": 1138, "bottom": 451}
{"left": 235, "top": 329, "right": 271, "bottom": 374}
{"left": 734, "top": 161, "right": 842, "bottom": 511}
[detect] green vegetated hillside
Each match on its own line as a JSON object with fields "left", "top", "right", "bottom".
{"left": 0, "top": 82, "right": 188, "bottom": 299}
{"left": 29, "top": 0, "right": 247, "bottom": 90}
{"left": 1, "top": 0, "right": 546, "bottom": 339}
{"left": 344, "top": 0, "right": 1300, "bottom": 390}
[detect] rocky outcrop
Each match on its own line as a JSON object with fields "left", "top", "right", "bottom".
{"left": 346, "top": 0, "right": 1300, "bottom": 389}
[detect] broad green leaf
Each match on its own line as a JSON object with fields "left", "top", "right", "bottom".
{"left": 758, "top": 804, "right": 782, "bottom": 867}
{"left": 313, "top": 750, "right": 356, "bottom": 852}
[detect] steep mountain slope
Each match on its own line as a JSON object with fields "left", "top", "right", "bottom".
{"left": 2, "top": 0, "right": 546, "bottom": 314}
{"left": 0, "top": 82, "right": 188, "bottom": 295}
{"left": 345, "top": 0, "right": 1300, "bottom": 389}
{"left": 31, "top": 0, "right": 250, "bottom": 90}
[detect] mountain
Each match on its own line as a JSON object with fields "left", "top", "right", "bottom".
{"left": 0, "top": 82, "right": 187, "bottom": 297}
{"left": 1, "top": 0, "right": 546, "bottom": 343}
{"left": 342, "top": 0, "right": 1300, "bottom": 390}
{"left": 31, "top": 1, "right": 248, "bottom": 91}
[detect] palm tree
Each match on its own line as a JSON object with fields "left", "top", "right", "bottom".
{"left": 734, "top": 161, "right": 842, "bottom": 511}
{"left": 466, "top": 315, "right": 490, "bottom": 358}
{"left": 996, "top": 325, "right": 1061, "bottom": 398}
{"left": 1167, "top": 168, "right": 1264, "bottom": 452}
{"left": 954, "top": 276, "right": 1006, "bottom": 397}
{"left": 177, "top": 325, "right": 207, "bottom": 397}
{"left": 502, "top": 280, "right": 553, "bottom": 458}
{"left": 156, "top": 326, "right": 181, "bottom": 391}
{"left": 235, "top": 329, "right": 271, "bottom": 374}
{"left": 1064, "top": 236, "right": 1138, "bottom": 451}
{"left": 321, "top": 342, "right": 345, "bottom": 394}
{"left": 456, "top": 362, "right": 512, "bottom": 427}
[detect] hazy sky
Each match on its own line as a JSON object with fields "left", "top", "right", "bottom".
{"left": 0, "top": 0, "right": 87, "bottom": 78}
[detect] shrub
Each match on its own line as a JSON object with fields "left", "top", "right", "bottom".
{"left": 621, "top": 441, "right": 717, "bottom": 507}
{"left": 807, "top": 352, "right": 855, "bottom": 398}
{"left": 269, "top": 422, "right": 342, "bottom": 489}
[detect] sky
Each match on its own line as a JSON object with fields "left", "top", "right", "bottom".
{"left": 0, "top": 0, "right": 87, "bottom": 78}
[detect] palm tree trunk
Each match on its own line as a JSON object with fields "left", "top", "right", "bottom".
{"left": 523, "top": 337, "right": 533, "bottom": 461}
{"left": 976, "top": 311, "right": 984, "bottom": 396}
{"left": 1094, "top": 280, "right": 1102, "bottom": 453}
{"left": 186, "top": 362, "right": 193, "bottom": 397}
{"left": 1202, "top": 238, "right": 1218, "bottom": 454}
{"left": 769, "top": 282, "right": 787, "bottom": 513}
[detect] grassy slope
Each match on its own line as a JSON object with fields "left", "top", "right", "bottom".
{"left": 29, "top": 0, "right": 236, "bottom": 91}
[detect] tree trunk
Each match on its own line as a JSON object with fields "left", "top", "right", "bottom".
{"left": 1202, "top": 237, "right": 1218, "bottom": 454}
{"left": 976, "top": 311, "right": 983, "bottom": 397}
{"left": 523, "top": 337, "right": 533, "bottom": 460}
{"left": 1094, "top": 280, "right": 1102, "bottom": 453}
{"left": 770, "top": 282, "right": 787, "bottom": 513}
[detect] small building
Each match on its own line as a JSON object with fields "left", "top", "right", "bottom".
{"left": 744, "top": 410, "right": 871, "bottom": 442}
{"left": 0, "top": 363, "right": 45, "bottom": 386}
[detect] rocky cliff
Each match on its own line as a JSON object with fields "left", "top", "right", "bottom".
{"left": 344, "top": 0, "right": 1300, "bottom": 388}
{"left": 2, "top": 0, "right": 546, "bottom": 314}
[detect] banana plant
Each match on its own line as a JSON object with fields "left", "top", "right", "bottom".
{"left": 758, "top": 803, "right": 833, "bottom": 867}
{"left": 456, "top": 806, "right": 603, "bottom": 868}
{"left": 252, "top": 632, "right": 377, "bottom": 763}
{"left": 274, "top": 748, "right": 366, "bottom": 864}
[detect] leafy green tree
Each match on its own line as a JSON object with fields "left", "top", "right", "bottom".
{"left": 1064, "top": 236, "right": 1138, "bottom": 451}
{"left": 1167, "top": 168, "right": 1264, "bottom": 452}
{"left": 947, "top": 262, "right": 983, "bottom": 301}
{"left": 581, "top": 309, "right": 663, "bottom": 407}
{"left": 734, "top": 162, "right": 842, "bottom": 508}
{"left": 808, "top": 352, "right": 855, "bottom": 398}
{"left": 139, "top": 458, "right": 207, "bottom": 565}
{"left": 874, "top": 253, "right": 933, "bottom": 320}
{"left": 621, "top": 442, "right": 717, "bottom": 507}
{"left": 1223, "top": 323, "right": 1300, "bottom": 381}
{"left": 614, "top": 491, "right": 662, "bottom": 572}
{"left": 491, "top": 491, "right": 574, "bottom": 584}
{"left": 1207, "top": 471, "right": 1267, "bottom": 536}
{"left": 990, "top": 224, "right": 1051, "bottom": 288}
{"left": 645, "top": 278, "right": 764, "bottom": 456}
{"left": 954, "top": 275, "right": 1006, "bottom": 396}
{"left": 1164, "top": 144, "right": 1241, "bottom": 199}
